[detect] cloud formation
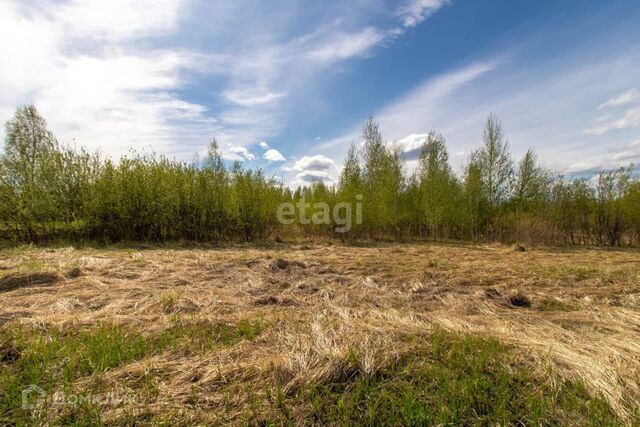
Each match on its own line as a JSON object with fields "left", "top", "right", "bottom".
{"left": 225, "top": 145, "right": 255, "bottom": 161}
{"left": 392, "top": 133, "right": 431, "bottom": 160}
{"left": 305, "top": 27, "right": 391, "bottom": 63}
{"left": 0, "top": 0, "right": 451, "bottom": 164}
{"left": 0, "top": 0, "right": 212, "bottom": 158}
{"left": 584, "top": 108, "right": 640, "bottom": 135}
{"left": 263, "top": 148, "right": 286, "bottom": 162}
{"left": 585, "top": 89, "right": 640, "bottom": 136}
{"left": 396, "top": 0, "right": 450, "bottom": 28}
{"left": 287, "top": 155, "right": 338, "bottom": 186}
{"left": 223, "top": 89, "right": 287, "bottom": 107}
{"left": 290, "top": 155, "right": 336, "bottom": 172}
{"left": 598, "top": 88, "right": 640, "bottom": 110}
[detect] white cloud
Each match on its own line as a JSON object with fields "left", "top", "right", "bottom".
{"left": 567, "top": 160, "right": 599, "bottom": 174}
{"left": 203, "top": 12, "right": 439, "bottom": 150}
{"left": 393, "top": 133, "right": 430, "bottom": 160}
{"left": 286, "top": 154, "right": 338, "bottom": 186}
{"left": 0, "top": 0, "right": 213, "bottom": 158}
{"left": 294, "top": 170, "right": 332, "bottom": 184}
{"left": 259, "top": 141, "right": 269, "bottom": 150}
{"left": 584, "top": 107, "right": 640, "bottom": 135}
{"left": 396, "top": 0, "right": 449, "bottom": 28}
{"left": 305, "top": 27, "right": 390, "bottom": 64}
{"left": 2, "top": 0, "right": 451, "bottom": 165}
{"left": 610, "top": 139, "right": 640, "bottom": 163}
{"left": 290, "top": 155, "right": 336, "bottom": 171}
{"left": 53, "top": 0, "right": 185, "bottom": 41}
{"left": 263, "top": 148, "right": 285, "bottom": 162}
{"left": 223, "top": 89, "right": 286, "bottom": 106}
{"left": 301, "top": 0, "right": 450, "bottom": 68}
{"left": 567, "top": 136, "right": 640, "bottom": 174}
{"left": 225, "top": 145, "right": 255, "bottom": 161}
{"left": 597, "top": 88, "right": 640, "bottom": 110}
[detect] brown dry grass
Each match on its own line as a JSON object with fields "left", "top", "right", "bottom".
{"left": 1, "top": 242, "right": 639, "bottom": 423}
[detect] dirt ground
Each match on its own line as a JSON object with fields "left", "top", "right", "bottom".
{"left": 1, "top": 242, "right": 639, "bottom": 424}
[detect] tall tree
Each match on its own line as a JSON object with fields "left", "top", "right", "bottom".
{"left": 339, "top": 143, "right": 362, "bottom": 193}
{"left": 338, "top": 143, "right": 363, "bottom": 235}
{"left": 360, "top": 117, "right": 405, "bottom": 235}
{"left": 463, "top": 154, "right": 486, "bottom": 239}
{"left": 418, "top": 132, "right": 457, "bottom": 237}
{"left": 201, "top": 137, "right": 229, "bottom": 239}
{"left": 514, "top": 148, "right": 549, "bottom": 208}
{"left": 361, "top": 117, "right": 387, "bottom": 232}
{"left": 596, "top": 167, "right": 632, "bottom": 245}
{"left": 477, "top": 114, "right": 513, "bottom": 233}
{"left": 1, "top": 105, "right": 60, "bottom": 240}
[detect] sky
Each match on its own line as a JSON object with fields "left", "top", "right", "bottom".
{"left": 1, "top": 0, "right": 639, "bottom": 186}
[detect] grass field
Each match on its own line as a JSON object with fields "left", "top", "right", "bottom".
{"left": 1, "top": 242, "right": 639, "bottom": 425}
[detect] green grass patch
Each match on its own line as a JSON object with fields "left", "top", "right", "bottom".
{"left": 266, "top": 330, "right": 623, "bottom": 426}
{"left": 0, "top": 318, "right": 264, "bottom": 425}
{"left": 538, "top": 298, "right": 579, "bottom": 312}
{"left": 149, "top": 318, "right": 265, "bottom": 354}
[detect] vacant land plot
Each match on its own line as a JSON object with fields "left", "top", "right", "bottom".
{"left": 1, "top": 243, "right": 639, "bottom": 425}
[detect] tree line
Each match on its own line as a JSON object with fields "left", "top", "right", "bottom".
{"left": 1, "top": 105, "right": 639, "bottom": 245}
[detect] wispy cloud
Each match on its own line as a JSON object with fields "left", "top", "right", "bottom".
{"left": 318, "top": 59, "right": 499, "bottom": 152}
{"left": 374, "top": 60, "right": 500, "bottom": 140}
{"left": 1, "top": 0, "right": 451, "bottom": 163}
{"left": 312, "top": 37, "right": 640, "bottom": 182}
{"left": 597, "top": 88, "right": 640, "bottom": 110}
{"left": 612, "top": 140, "right": 640, "bottom": 162}
{"left": 585, "top": 88, "right": 640, "bottom": 135}
{"left": 198, "top": 1, "right": 450, "bottom": 155}
{"left": 223, "top": 89, "right": 287, "bottom": 107}
{"left": 584, "top": 107, "right": 640, "bottom": 135}
{"left": 305, "top": 27, "right": 392, "bottom": 63}
{"left": 567, "top": 137, "right": 640, "bottom": 175}
{"left": 396, "top": 0, "right": 450, "bottom": 28}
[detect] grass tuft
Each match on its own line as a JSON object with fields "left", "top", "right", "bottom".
{"left": 538, "top": 298, "right": 579, "bottom": 312}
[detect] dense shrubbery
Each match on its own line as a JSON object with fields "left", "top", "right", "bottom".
{"left": 0, "top": 105, "right": 285, "bottom": 243}
{"left": 1, "top": 105, "right": 638, "bottom": 245}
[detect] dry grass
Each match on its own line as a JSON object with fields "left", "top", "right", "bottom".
{"left": 1, "top": 242, "right": 639, "bottom": 424}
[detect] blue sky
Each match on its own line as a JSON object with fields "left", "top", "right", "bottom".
{"left": 1, "top": 0, "right": 639, "bottom": 186}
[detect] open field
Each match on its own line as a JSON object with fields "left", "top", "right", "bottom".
{"left": 1, "top": 243, "right": 639, "bottom": 425}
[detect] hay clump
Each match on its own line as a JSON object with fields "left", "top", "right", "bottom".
{"left": 0, "top": 271, "right": 61, "bottom": 293}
